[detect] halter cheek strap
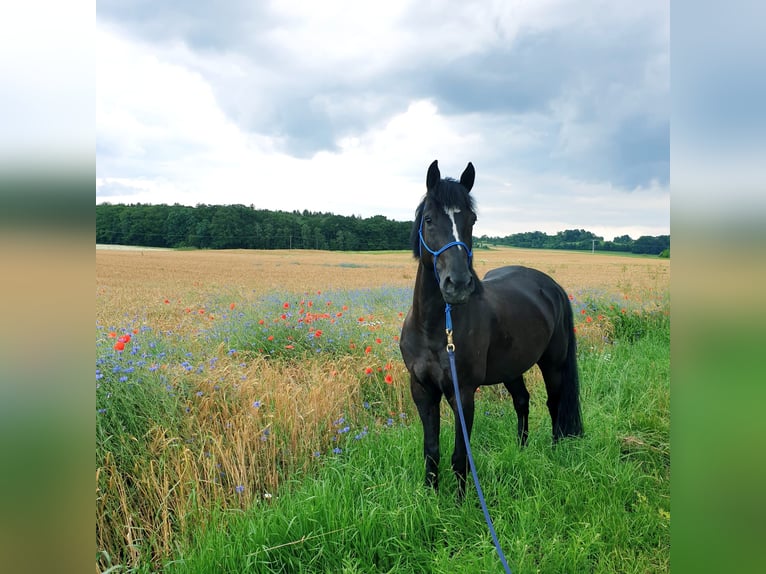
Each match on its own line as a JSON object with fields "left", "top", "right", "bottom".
{"left": 418, "top": 216, "right": 473, "bottom": 282}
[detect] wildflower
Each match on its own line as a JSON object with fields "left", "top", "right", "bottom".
{"left": 164, "top": 299, "right": 170, "bottom": 304}
{"left": 283, "top": 302, "right": 290, "bottom": 309}
{"left": 119, "top": 376, "right": 128, "bottom": 382}
{"left": 363, "top": 401, "right": 370, "bottom": 409}
{"left": 199, "top": 309, "right": 205, "bottom": 314}
{"left": 333, "top": 447, "right": 342, "bottom": 454}
{"left": 263, "top": 492, "right": 272, "bottom": 499}
{"left": 108, "top": 331, "right": 116, "bottom": 338}
{"left": 581, "top": 309, "right": 587, "bottom": 315}
{"left": 258, "top": 319, "right": 265, "bottom": 325}
{"left": 97, "top": 408, "right": 107, "bottom": 415}
{"left": 385, "top": 374, "right": 393, "bottom": 384}
{"left": 196, "top": 391, "right": 203, "bottom": 397}
{"left": 384, "top": 363, "right": 392, "bottom": 371}
{"left": 285, "top": 344, "right": 294, "bottom": 350}
{"left": 230, "top": 302, "right": 236, "bottom": 310}
{"left": 114, "top": 341, "right": 125, "bottom": 351}
{"left": 375, "top": 338, "right": 382, "bottom": 344}
{"left": 586, "top": 316, "right": 593, "bottom": 323}
{"left": 314, "top": 330, "right": 323, "bottom": 338}
{"left": 235, "top": 485, "right": 245, "bottom": 494}
{"left": 118, "top": 334, "right": 131, "bottom": 343}
{"left": 364, "top": 346, "right": 372, "bottom": 354}
{"left": 313, "top": 451, "right": 321, "bottom": 457}
{"left": 365, "top": 367, "right": 373, "bottom": 375}
{"left": 252, "top": 401, "right": 261, "bottom": 408}
{"left": 280, "top": 313, "right": 287, "bottom": 320}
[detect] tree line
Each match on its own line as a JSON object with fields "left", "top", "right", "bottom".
{"left": 96, "top": 203, "right": 669, "bottom": 255}
{"left": 477, "top": 229, "right": 670, "bottom": 255}
{"left": 96, "top": 203, "right": 412, "bottom": 251}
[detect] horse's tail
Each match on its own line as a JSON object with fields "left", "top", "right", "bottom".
{"left": 557, "top": 292, "right": 583, "bottom": 437}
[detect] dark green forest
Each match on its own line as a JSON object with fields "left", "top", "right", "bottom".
{"left": 96, "top": 203, "right": 669, "bottom": 255}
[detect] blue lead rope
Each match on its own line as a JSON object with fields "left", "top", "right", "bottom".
{"left": 445, "top": 304, "right": 513, "bottom": 574}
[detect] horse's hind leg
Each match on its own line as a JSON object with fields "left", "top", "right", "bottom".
{"left": 504, "top": 376, "right": 529, "bottom": 446}
{"left": 539, "top": 363, "right": 564, "bottom": 442}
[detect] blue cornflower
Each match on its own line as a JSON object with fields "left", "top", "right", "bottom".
{"left": 332, "top": 447, "right": 342, "bottom": 454}
{"left": 235, "top": 485, "right": 245, "bottom": 494}
{"left": 252, "top": 400, "right": 261, "bottom": 408}
{"left": 119, "top": 376, "right": 128, "bottom": 383}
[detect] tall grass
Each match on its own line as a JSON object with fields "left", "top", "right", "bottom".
{"left": 96, "top": 285, "right": 669, "bottom": 573}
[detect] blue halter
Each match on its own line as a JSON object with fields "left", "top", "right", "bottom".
{"left": 418, "top": 215, "right": 473, "bottom": 283}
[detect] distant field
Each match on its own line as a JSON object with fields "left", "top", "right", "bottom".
{"left": 96, "top": 246, "right": 668, "bottom": 320}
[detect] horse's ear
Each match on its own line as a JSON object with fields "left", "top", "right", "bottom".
{"left": 460, "top": 162, "right": 475, "bottom": 192}
{"left": 426, "top": 160, "right": 440, "bottom": 189}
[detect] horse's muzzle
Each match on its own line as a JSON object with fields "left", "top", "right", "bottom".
{"left": 440, "top": 273, "right": 474, "bottom": 305}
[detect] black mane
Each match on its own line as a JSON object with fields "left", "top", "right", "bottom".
{"left": 410, "top": 178, "right": 476, "bottom": 257}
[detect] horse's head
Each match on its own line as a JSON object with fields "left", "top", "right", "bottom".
{"left": 412, "top": 160, "right": 477, "bottom": 305}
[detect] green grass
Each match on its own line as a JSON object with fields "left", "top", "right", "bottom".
{"left": 139, "top": 311, "right": 668, "bottom": 573}
{"left": 97, "top": 288, "right": 669, "bottom": 573}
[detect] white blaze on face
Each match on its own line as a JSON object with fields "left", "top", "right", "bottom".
{"left": 444, "top": 206, "right": 462, "bottom": 250}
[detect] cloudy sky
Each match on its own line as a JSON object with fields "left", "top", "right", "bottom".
{"left": 96, "top": 0, "right": 669, "bottom": 240}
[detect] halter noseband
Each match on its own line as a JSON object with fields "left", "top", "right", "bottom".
{"left": 418, "top": 215, "right": 473, "bottom": 282}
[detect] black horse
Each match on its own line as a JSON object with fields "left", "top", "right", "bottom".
{"left": 399, "top": 160, "right": 583, "bottom": 497}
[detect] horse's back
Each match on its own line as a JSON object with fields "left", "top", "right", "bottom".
{"left": 481, "top": 265, "right": 569, "bottom": 334}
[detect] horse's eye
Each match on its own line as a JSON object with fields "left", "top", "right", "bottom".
{"left": 424, "top": 216, "right": 432, "bottom": 225}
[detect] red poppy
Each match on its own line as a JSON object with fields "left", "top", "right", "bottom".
{"left": 314, "top": 330, "right": 323, "bottom": 338}
{"left": 385, "top": 374, "right": 393, "bottom": 384}
{"left": 375, "top": 338, "right": 382, "bottom": 344}
{"left": 164, "top": 299, "right": 170, "bottom": 304}
{"left": 364, "top": 346, "right": 372, "bottom": 354}
{"left": 365, "top": 367, "right": 373, "bottom": 375}
{"left": 259, "top": 319, "right": 265, "bottom": 325}
{"left": 586, "top": 316, "right": 592, "bottom": 323}
{"left": 108, "top": 332, "right": 116, "bottom": 338}
{"left": 267, "top": 335, "right": 274, "bottom": 341}
{"left": 230, "top": 303, "right": 236, "bottom": 310}
{"left": 384, "top": 363, "right": 392, "bottom": 371}
{"left": 580, "top": 309, "right": 586, "bottom": 315}
{"left": 114, "top": 341, "right": 125, "bottom": 351}
{"left": 283, "top": 302, "right": 290, "bottom": 309}
{"left": 285, "top": 344, "right": 294, "bottom": 350}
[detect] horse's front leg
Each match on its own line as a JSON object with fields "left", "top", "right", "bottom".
{"left": 448, "top": 385, "right": 476, "bottom": 500}
{"left": 410, "top": 376, "right": 442, "bottom": 490}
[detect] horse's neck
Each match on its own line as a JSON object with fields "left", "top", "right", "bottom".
{"left": 412, "top": 264, "right": 447, "bottom": 329}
